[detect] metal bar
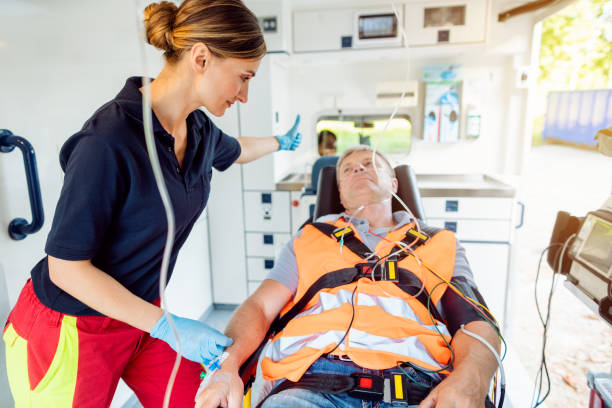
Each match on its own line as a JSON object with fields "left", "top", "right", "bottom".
{"left": 0, "top": 129, "right": 44, "bottom": 240}
{"left": 498, "top": 0, "right": 558, "bottom": 22}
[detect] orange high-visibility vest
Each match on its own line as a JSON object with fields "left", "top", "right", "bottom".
{"left": 261, "top": 218, "right": 457, "bottom": 382}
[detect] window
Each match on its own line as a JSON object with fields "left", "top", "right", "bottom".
{"left": 315, "top": 114, "right": 412, "bottom": 156}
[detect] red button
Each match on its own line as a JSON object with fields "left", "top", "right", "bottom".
{"left": 292, "top": 200, "right": 300, "bottom": 207}
{"left": 359, "top": 377, "right": 373, "bottom": 389}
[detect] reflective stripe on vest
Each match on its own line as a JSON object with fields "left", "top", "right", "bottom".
{"left": 261, "top": 218, "right": 456, "bottom": 382}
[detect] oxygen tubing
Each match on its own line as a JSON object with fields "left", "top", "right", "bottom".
{"left": 132, "top": 2, "right": 182, "bottom": 407}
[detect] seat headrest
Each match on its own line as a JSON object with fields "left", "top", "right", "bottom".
{"left": 312, "top": 164, "right": 425, "bottom": 221}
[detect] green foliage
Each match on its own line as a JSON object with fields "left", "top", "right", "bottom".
{"left": 539, "top": 0, "right": 612, "bottom": 90}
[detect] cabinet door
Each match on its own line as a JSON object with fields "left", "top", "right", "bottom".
{"left": 244, "top": 191, "right": 291, "bottom": 232}
{"left": 461, "top": 242, "right": 509, "bottom": 329}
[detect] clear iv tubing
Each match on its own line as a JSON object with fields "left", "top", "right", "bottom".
{"left": 133, "top": 2, "right": 182, "bottom": 408}
{"left": 368, "top": 0, "right": 422, "bottom": 241}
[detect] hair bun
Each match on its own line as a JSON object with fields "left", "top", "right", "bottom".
{"left": 144, "top": 1, "right": 179, "bottom": 53}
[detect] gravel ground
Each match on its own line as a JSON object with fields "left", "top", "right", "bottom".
{"left": 512, "top": 144, "right": 612, "bottom": 407}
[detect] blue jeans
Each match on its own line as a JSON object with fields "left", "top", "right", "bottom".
{"left": 261, "top": 357, "right": 439, "bottom": 408}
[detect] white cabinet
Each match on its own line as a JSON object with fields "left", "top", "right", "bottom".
{"left": 240, "top": 54, "right": 291, "bottom": 190}
{"left": 422, "top": 194, "right": 515, "bottom": 330}
{"left": 293, "top": 6, "right": 405, "bottom": 53}
{"left": 462, "top": 242, "right": 509, "bottom": 328}
{"left": 293, "top": 9, "right": 354, "bottom": 53}
{"left": 244, "top": 191, "right": 292, "bottom": 290}
{"left": 208, "top": 53, "right": 294, "bottom": 305}
{"left": 247, "top": 0, "right": 292, "bottom": 53}
{"left": 243, "top": 191, "right": 291, "bottom": 232}
{"left": 404, "top": 0, "right": 488, "bottom": 46}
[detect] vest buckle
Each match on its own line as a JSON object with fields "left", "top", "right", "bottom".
{"left": 355, "top": 262, "right": 377, "bottom": 277}
{"left": 347, "top": 373, "right": 384, "bottom": 401}
{"left": 382, "top": 258, "right": 399, "bottom": 283}
{"left": 388, "top": 373, "right": 411, "bottom": 404}
{"left": 405, "top": 228, "right": 429, "bottom": 245}
{"left": 332, "top": 226, "right": 354, "bottom": 241}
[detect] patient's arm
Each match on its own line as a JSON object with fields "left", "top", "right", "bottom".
{"left": 196, "top": 279, "right": 293, "bottom": 408}
{"left": 419, "top": 320, "right": 500, "bottom": 408}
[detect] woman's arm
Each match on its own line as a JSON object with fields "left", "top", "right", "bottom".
{"left": 234, "top": 114, "right": 301, "bottom": 163}
{"left": 48, "top": 256, "right": 163, "bottom": 331}
{"left": 234, "top": 136, "right": 280, "bottom": 164}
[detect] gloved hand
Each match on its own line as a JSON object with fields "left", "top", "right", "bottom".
{"left": 275, "top": 114, "right": 302, "bottom": 151}
{"left": 150, "top": 313, "right": 233, "bottom": 365}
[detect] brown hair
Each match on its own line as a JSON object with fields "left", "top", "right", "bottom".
{"left": 317, "top": 130, "right": 337, "bottom": 156}
{"left": 144, "top": 0, "right": 266, "bottom": 62}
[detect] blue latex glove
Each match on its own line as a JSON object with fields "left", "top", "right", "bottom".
{"left": 275, "top": 115, "right": 302, "bottom": 151}
{"left": 150, "top": 313, "right": 233, "bottom": 365}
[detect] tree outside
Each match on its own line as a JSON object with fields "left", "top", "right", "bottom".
{"left": 533, "top": 0, "right": 612, "bottom": 145}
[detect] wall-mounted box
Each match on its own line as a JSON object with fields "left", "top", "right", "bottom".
{"left": 293, "top": 6, "right": 404, "bottom": 53}
{"left": 404, "top": 0, "right": 488, "bottom": 46}
{"left": 293, "top": 9, "right": 354, "bottom": 52}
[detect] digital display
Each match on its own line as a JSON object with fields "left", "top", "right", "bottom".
{"left": 578, "top": 218, "right": 612, "bottom": 278}
{"left": 358, "top": 14, "right": 397, "bottom": 39}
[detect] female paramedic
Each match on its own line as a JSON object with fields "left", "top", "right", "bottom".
{"left": 2, "top": 1, "right": 301, "bottom": 406}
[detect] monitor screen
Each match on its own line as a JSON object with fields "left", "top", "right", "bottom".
{"left": 358, "top": 14, "right": 397, "bottom": 39}
{"left": 577, "top": 216, "right": 612, "bottom": 278}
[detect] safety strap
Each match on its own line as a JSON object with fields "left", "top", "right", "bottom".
{"left": 239, "top": 222, "right": 443, "bottom": 391}
{"left": 254, "top": 372, "right": 432, "bottom": 408}
{"left": 270, "top": 265, "right": 444, "bottom": 336}
{"left": 309, "top": 222, "right": 430, "bottom": 262}
{"left": 255, "top": 372, "right": 496, "bottom": 408}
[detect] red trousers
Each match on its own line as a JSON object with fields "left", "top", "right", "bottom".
{"left": 3, "top": 280, "right": 202, "bottom": 407}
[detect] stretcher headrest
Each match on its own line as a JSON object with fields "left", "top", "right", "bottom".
{"left": 312, "top": 164, "right": 425, "bottom": 221}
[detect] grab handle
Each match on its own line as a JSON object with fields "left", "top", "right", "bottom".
{"left": 0, "top": 129, "right": 44, "bottom": 240}
{"left": 515, "top": 201, "right": 525, "bottom": 229}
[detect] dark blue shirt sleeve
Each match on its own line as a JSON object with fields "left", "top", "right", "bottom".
{"left": 211, "top": 126, "right": 241, "bottom": 171}
{"left": 45, "top": 135, "right": 125, "bottom": 260}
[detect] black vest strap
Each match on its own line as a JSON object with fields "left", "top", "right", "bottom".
{"left": 308, "top": 222, "right": 429, "bottom": 262}
{"left": 271, "top": 266, "right": 444, "bottom": 336}
{"left": 310, "top": 222, "right": 374, "bottom": 259}
{"left": 271, "top": 267, "right": 360, "bottom": 334}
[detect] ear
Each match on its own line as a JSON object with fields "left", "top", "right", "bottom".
{"left": 190, "top": 42, "right": 211, "bottom": 74}
{"left": 390, "top": 177, "right": 398, "bottom": 194}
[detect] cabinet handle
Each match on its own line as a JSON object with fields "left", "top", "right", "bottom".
{"left": 445, "top": 200, "right": 459, "bottom": 212}
{"left": 515, "top": 201, "right": 525, "bottom": 229}
{"left": 444, "top": 221, "right": 457, "bottom": 232}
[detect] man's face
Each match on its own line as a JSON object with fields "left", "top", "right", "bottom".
{"left": 337, "top": 150, "right": 398, "bottom": 211}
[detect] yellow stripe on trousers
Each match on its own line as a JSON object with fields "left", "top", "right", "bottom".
{"left": 3, "top": 315, "right": 79, "bottom": 408}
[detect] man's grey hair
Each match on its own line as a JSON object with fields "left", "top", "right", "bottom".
{"left": 335, "top": 145, "right": 395, "bottom": 181}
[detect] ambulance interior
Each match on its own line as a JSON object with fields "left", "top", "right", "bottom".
{"left": 1, "top": 0, "right": 611, "bottom": 407}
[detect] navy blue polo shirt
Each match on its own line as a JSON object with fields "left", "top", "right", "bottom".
{"left": 30, "top": 77, "right": 241, "bottom": 316}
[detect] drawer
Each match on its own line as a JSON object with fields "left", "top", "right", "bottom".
{"left": 246, "top": 232, "right": 291, "bottom": 257}
{"left": 462, "top": 242, "right": 510, "bottom": 328}
{"left": 422, "top": 197, "right": 513, "bottom": 220}
{"left": 244, "top": 191, "right": 291, "bottom": 232}
{"left": 426, "top": 219, "right": 511, "bottom": 242}
{"left": 248, "top": 281, "right": 261, "bottom": 296}
{"left": 247, "top": 257, "right": 276, "bottom": 281}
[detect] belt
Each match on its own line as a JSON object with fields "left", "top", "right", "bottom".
{"left": 325, "top": 354, "right": 352, "bottom": 362}
{"left": 255, "top": 372, "right": 431, "bottom": 408}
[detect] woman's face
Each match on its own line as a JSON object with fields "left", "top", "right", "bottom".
{"left": 197, "top": 55, "right": 261, "bottom": 117}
